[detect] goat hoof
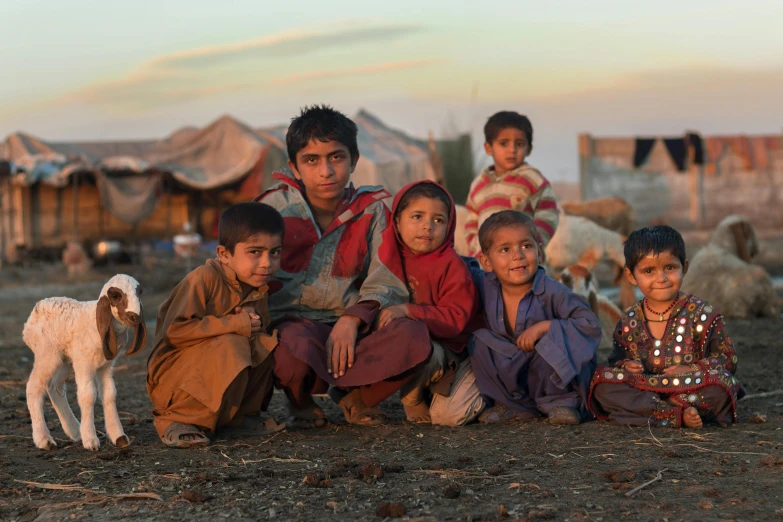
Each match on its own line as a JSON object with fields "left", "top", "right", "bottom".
{"left": 35, "top": 437, "right": 57, "bottom": 450}
{"left": 114, "top": 435, "right": 130, "bottom": 448}
{"left": 83, "top": 437, "right": 100, "bottom": 451}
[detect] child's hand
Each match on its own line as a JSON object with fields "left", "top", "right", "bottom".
{"left": 235, "top": 306, "right": 262, "bottom": 335}
{"left": 622, "top": 361, "right": 644, "bottom": 374}
{"left": 327, "top": 315, "right": 361, "bottom": 378}
{"left": 375, "top": 304, "right": 409, "bottom": 330}
{"left": 663, "top": 364, "right": 693, "bottom": 375}
{"left": 515, "top": 321, "right": 551, "bottom": 352}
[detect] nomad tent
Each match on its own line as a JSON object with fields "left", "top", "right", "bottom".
{"left": 0, "top": 110, "right": 468, "bottom": 264}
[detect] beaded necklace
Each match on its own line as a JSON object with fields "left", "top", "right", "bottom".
{"left": 644, "top": 297, "right": 677, "bottom": 322}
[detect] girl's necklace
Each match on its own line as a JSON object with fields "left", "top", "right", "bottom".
{"left": 644, "top": 297, "right": 677, "bottom": 322}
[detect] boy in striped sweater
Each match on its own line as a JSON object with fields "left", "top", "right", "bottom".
{"left": 464, "top": 112, "right": 559, "bottom": 257}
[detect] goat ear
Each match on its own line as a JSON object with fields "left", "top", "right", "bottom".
{"left": 588, "top": 291, "right": 599, "bottom": 316}
{"left": 125, "top": 303, "right": 147, "bottom": 357}
{"left": 745, "top": 222, "right": 759, "bottom": 258}
{"left": 96, "top": 296, "right": 119, "bottom": 360}
{"left": 729, "top": 222, "right": 751, "bottom": 263}
{"left": 561, "top": 272, "right": 573, "bottom": 289}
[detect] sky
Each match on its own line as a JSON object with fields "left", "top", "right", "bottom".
{"left": 2, "top": 0, "right": 783, "bottom": 181}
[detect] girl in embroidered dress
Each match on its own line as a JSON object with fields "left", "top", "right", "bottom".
{"left": 589, "top": 226, "right": 745, "bottom": 428}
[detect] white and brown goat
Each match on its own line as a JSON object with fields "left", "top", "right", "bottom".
{"left": 23, "top": 275, "right": 147, "bottom": 450}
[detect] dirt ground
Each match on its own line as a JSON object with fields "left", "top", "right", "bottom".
{"left": 1, "top": 255, "right": 782, "bottom": 522}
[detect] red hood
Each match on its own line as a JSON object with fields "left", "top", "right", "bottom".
{"left": 391, "top": 180, "right": 456, "bottom": 258}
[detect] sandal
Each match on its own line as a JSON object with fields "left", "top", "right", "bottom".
{"left": 477, "top": 404, "right": 537, "bottom": 423}
{"left": 161, "top": 422, "right": 210, "bottom": 448}
{"left": 403, "top": 402, "right": 432, "bottom": 424}
{"left": 285, "top": 401, "right": 328, "bottom": 429}
{"left": 329, "top": 388, "right": 389, "bottom": 426}
{"left": 547, "top": 406, "right": 581, "bottom": 425}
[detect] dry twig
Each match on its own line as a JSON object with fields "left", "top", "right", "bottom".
{"left": 741, "top": 390, "right": 783, "bottom": 400}
{"left": 14, "top": 480, "right": 162, "bottom": 501}
{"left": 625, "top": 469, "right": 666, "bottom": 497}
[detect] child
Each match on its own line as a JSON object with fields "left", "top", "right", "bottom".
{"left": 464, "top": 111, "right": 559, "bottom": 257}
{"left": 469, "top": 210, "right": 601, "bottom": 424}
{"left": 589, "top": 226, "right": 745, "bottom": 428}
{"left": 147, "top": 203, "right": 283, "bottom": 447}
{"left": 255, "top": 105, "right": 431, "bottom": 428}
{"left": 377, "top": 180, "right": 483, "bottom": 425}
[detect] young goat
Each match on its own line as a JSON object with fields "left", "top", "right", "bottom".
{"left": 682, "top": 215, "right": 779, "bottom": 318}
{"left": 23, "top": 274, "right": 147, "bottom": 450}
{"left": 559, "top": 264, "right": 624, "bottom": 354}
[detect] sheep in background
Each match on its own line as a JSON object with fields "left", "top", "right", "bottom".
{"left": 23, "top": 275, "right": 147, "bottom": 450}
{"left": 546, "top": 213, "right": 636, "bottom": 310}
{"left": 561, "top": 196, "right": 636, "bottom": 237}
{"left": 682, "top": 215, "right": 779, "bottom": 319}
{"left": 559, "top": 264, "right": 624, "bottom": 353}
{"left": 62, "top": 241, "right": 92, "bottom": 276}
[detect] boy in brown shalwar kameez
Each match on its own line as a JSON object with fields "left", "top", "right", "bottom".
{"left": 147, "top": 203, "right": 284, "bottom": 447}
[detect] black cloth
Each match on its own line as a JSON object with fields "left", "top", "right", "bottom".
{"left": 687, "top": 132, "right": 705, "bottom": 165}
{"left": 663, "top": 138, "right": 687, "bottom": 172}
{"left": 633, "top": 138, "right": 656, "bottom": 168}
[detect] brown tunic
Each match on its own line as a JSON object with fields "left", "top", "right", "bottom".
{"left": 146, "top": 260, "right": 278, "bottom": 435}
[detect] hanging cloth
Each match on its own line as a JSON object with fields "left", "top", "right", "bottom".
{"left": 633, "top": 138, "right": 656, "bottom": 168}
{"left": 686, "top": 133, "right": 705, "bottom": 165}
{"left": 663, "top": 138, "right": 687, "bottom": 172}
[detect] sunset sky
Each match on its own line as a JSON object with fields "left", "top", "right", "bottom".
{"left": 2, "top": 0, "right": 782, "bottom": 181}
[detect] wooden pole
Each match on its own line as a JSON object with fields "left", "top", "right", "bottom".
{"left": 165, "top": 183, "right": 173, "bottom": 239}
{"left": 8, "top": 178, "right": 17, "bottom": 263}
{"left": 686, "top": 132, "right": 702, "bottom": 228}
{"left": 578, "top": 134, "right": 593, "bottom": 202}
{"left": 0, "top": 176, "right": 6, "bottom": 269}
{"left": 54, "top": 188, "right": 63, "bottom": 237}
{"left": 71, "top": 172, "right": 80, "bottom": 241}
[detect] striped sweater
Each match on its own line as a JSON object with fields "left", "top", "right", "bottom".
{"left": 464, "top": 163, "right": 559, "bottom": 256}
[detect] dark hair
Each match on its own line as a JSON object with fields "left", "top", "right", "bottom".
{"left": 218, "top": 202, "right": 285, "bottom": 254}
{"left": 394, "top": 183, "right": 451, "bottom": 220}
{"left": 624, "top": 225, "right": 686, "bottom": 272}
{"left": 484, "top": 111, "right": 533, "bottom": 151}
{"left": 478, "top": 210, "right": 539, "bottom": 253}
{"left": 286, "top": 105, "right": 359, "bottom": 167}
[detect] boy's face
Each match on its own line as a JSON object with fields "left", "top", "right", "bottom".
{"left": 288, "top": 139, "right": 355, "bottom": 208}
{"left": 484, "top": 127, "right": 529, "bottom": 174}
{"left": 624, "top": 250, "right": 688, "bottom": 306}
{"left": 217, "top": 232, "right": 282, "bottom": 288}
{"left": 479, "top": 224, "right": 542, "bottom": 289}
{"left": 395, "top": 196, "right": 449, "bottom": 255}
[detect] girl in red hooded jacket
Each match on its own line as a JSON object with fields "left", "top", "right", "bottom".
{"left": 377, "top": 181, "right": 482, "bottom": 424}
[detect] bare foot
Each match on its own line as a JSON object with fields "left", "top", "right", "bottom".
{"left": 683, "top": 407, "right": 703, "bottom": 428}
{"left": 404, "top": 402, "right": 431, "bottom": 424}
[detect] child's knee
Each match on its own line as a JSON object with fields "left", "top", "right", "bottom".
{"left": 271, "top": 346, "right": 312, "bottom": 385}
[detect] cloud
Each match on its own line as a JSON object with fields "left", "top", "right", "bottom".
{"left": 10, "top": 21, "right": 425, "bottom": 116}
{"left": 146, "top": 23, "right": 422, "bottom": 70}
{"left": 269, "top": 58, "right": 445, "bottom": 87}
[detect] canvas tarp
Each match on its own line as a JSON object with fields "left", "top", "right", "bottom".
{"left": 1, "top": 110, "right": 441, "bottom": 224}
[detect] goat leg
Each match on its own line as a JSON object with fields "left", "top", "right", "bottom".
{"left": 27, "top": 361, "right": 58, "bottom": 450}
{"left": 47, "top": 365, "right": 81, "bottom": 441}
{"left": 74, "top": 362, "right": 101, "bottom": 451}
{"left": 98, "top": 365, "right": 129, "bottom": 447}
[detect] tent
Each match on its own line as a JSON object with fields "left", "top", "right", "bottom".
{"left": 1, "top": 110, "right": 465, "bottom": 264}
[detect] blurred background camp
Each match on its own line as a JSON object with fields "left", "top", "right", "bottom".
{"left": 1, "top": 0, "right": 782, "bottom": 311}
